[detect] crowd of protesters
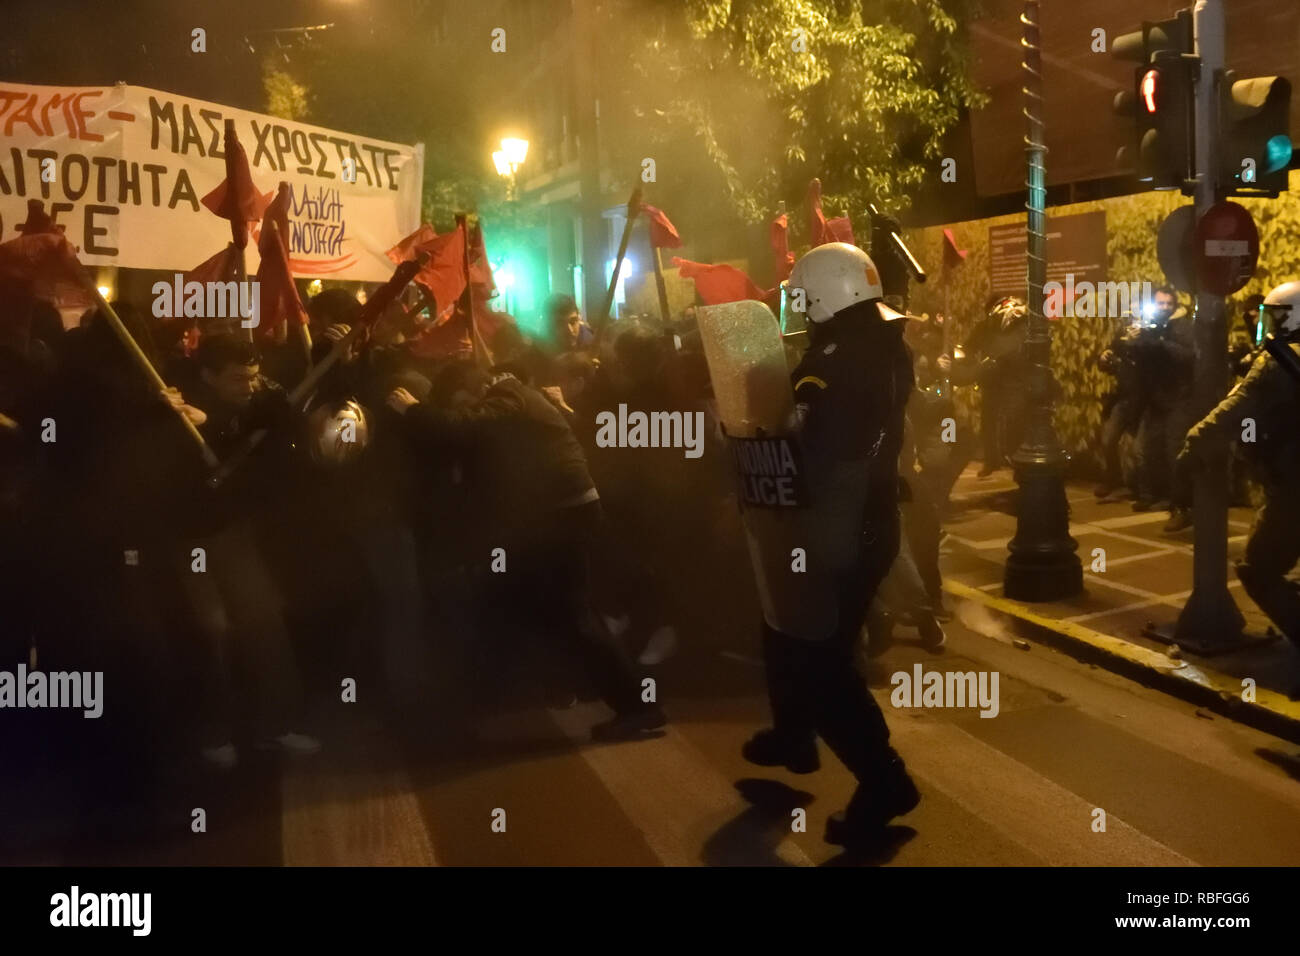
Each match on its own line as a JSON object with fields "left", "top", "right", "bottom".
{"left": 0, "top": 280, "right": 753, "bottom": 797}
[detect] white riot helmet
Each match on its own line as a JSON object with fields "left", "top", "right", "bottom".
{"left": 787, "top": 242, "right": 904, "bottom": 324}
{"left": 1261, "top": 280, "right": 1300, "bottom": 337}
{"left": 306, "top": 399, "right": 370, "bottom": 467}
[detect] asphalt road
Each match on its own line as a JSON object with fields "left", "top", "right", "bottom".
{"left": 20, "top": 596, "right": 1300, "bottom": 867}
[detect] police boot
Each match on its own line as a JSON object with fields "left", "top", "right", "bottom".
{"left": 742, "top": 728, "right": 820, "bottom": 774}
{"left": 824, "top": 750, "right": 920, "bottom": 848}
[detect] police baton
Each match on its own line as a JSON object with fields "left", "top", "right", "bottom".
{"left": 1264, "top": 333, "right": 1300, "bottom": 388}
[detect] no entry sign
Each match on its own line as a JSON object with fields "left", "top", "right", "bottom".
{"left": 1194, "top": 201, "right": 1259, "bottom": 296}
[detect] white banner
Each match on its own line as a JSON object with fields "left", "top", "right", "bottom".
{"left": 0, "top": 82, "right": 423, "bottom": 281}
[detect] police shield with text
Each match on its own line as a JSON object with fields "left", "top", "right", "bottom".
{"left": 742, "top": 242, "right": 920, "bottom": 847}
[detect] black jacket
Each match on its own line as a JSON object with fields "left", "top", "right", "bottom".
{"left": 792, "top": 303, "right": 914, "bottom": 539}
{"left": 402, "top": 374, "right": 597, "bottom": 536}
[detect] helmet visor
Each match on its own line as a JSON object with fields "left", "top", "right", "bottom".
{"left": 780, "top": 281, "right": 809, "bottom": 335}
{"left": 1261, "top": 303, "right": 1296, "bottom": 336}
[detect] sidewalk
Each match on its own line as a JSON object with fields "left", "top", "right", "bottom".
{"left": 938, "top": 464, "right": 1300, "bottom": 742}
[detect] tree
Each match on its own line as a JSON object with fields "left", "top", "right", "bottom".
{"left": 597, "top": 0, "right": 986, "bottom": 241}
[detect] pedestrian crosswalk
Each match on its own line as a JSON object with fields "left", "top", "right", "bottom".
{"left": 41, "top": 618, "right": 1296, "bottom": 868}
{"left": 270, "top": 669, "right": 1284, "bottom": 867}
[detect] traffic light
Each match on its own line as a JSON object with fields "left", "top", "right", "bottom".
{"left": 1219, "top": 72, "right": 1292, "bottom": 197}
{"left": 1112, "top": 9, "right": 1195, "bottom": 193}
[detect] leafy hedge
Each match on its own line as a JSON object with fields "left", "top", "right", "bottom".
{"left": 902, "top": 172, "right": 1300, "bottom": 472}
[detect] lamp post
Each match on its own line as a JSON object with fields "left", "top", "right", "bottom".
{"left": 493, "top": 136, "right": 529, "bottom": 200}
{"left": 1003, "top": 0, "right": 1083, "bottom": 601}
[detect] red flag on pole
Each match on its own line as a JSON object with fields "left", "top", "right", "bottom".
{"left": 259, "top": 183, "right": 293, "bottom": 261}
{"left": 942, "top": 228, "right": 968, "bottom": 271}
{"left": 169, "top": 243, "right": 242, "bottom": 353}
{"left": 672, "top": 257, "right": 767, "bottom": 305}
{"left": 201, "top": 121, "right": 273, "bottom": 248}
{"left": 466, "top": 222, "right": 506, "bottom": 362}
{"left": 406, "top": 225, "right": 468, "bottom": 320}
{"left": 770, "top": 213, "right": 794, "bottom": 284}
{"left": 386, "top": 224, "right": 438, "bottom": 266}
{"left": 641, "top": 204, "right": 682, "bottom": 249}
{"left": 255, "top": 220, "right": 309, "bottom": 334}
{"left": 0, "top": 200, "right": 95, "bottom": 314}
{"left": 806, "top": 179, "right": 854, "bottom": 247}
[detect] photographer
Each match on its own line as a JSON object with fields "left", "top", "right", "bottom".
{"left": 1123, "top": 286, "right": 1195, "bottom": 531}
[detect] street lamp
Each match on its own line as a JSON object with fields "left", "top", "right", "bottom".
{"left": 493, "top": 136, "right": 529, "bottom": 199}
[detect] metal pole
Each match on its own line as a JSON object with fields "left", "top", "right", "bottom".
{"left": 1172, "top": 0, "right": 1245, "bottom": 650}
{"left": 652, "top": 247, "right": 672, "bottom": 325}
{"left": 595, "top": 186, "right": 642, "bottom": 334}
{"left": 1003, "top": 0, "right": 1083, "bottom": 601}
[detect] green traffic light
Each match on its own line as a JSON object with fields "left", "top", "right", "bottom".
{"left": 1265, "top": 135, "right": 1293, "bottom": 175}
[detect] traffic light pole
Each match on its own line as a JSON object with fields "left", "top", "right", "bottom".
{"left": 1173, "top": 0, "right": 1246, "bottom": 652}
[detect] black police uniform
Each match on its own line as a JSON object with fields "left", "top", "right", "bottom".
{"left": 1180, "top": 343, "right": 1300, "bottom": 645}
{"left": 747, "top": 298, "right": 919, "bottom": 841}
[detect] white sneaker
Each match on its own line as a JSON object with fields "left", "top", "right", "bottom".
{"left": 201, "top": 743, "right": 238, "bottom": 771}
{"left": 638, "top": 625, "right": 678, "bottom": 666}
{"left": 257, "top": 732, "right": 322, "bottom": 757}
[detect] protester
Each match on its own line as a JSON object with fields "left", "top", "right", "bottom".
{"left": 386, "top": 360, "right": 667, "bottom": 741}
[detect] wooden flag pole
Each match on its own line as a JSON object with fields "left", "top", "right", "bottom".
{"left": 652, "top": 246, "right": 671, "bottom": 326}
{"left": 92, "top": 288, "right": 220, "bottom": 469}
{"left": 221, "top": 120, "right": 254, "bottom": 344}
{"left": 595, "top": 185, "right": 642, "bottom": 334}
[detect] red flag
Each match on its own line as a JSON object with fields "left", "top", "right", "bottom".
{"left": 641, "top": 203, "right": 682, "bottom": 249}
{"left": 411, "top": 225, "right": 469, "bottom": 317}
{"left": 259, "top": 182, "right": 293, "bottom": 261}
{"left": 826, "top": 215, "right": 854, "bottom": 245}
{"left": 770, "top": 213, "right": 794, "bottom": 284}
{"left": 672, "top": 257, "right": 766, "bottom": 305}
{"left": 807, "top": 179, "right": 829, "bottom": 247}
{"left": 466, "top": 223, "right": 504, "bottom": 364}
{"left": 255, "top": 220, "right": 309, "bottom": 334}
{"left": 169, "top": 244, "right": 242, "bottom": 353}
{"left": 467, "top": 222, "right": 495, "bottom": 291}
{"left": 201, "top": 122, "right": 273, "bottom": 248}
{"left": 806, "top": 179, "right": 855, "bottom": 248}
{"left": 0, "top": 200, "right": 94, "bottom": 312}
{"left": 408, "top": 312, "right": 471, "bottom": 359}
{"left": 386, "top": 224, "right": 438, "bottom": 266}
{"left": 942, "top": 228, "right": 968, "bottom": 271}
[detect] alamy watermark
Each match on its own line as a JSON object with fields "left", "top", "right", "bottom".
{"left": 151, "top": 274, "right": 260, "bottom": 328}
{"left": 50, "top": 886, "right": 150, "bottom": 936}
{"left": 0, "top": 663, "right": 103, "bottom": 718}
{"left": 891, "top": 664, "right": 1000, "bottom": 718}
{"left": 594, "top": 404, "right": 705, "bottom": 459}
{"left": 1044, "top": 274, "right": 1153, "bottom": 319}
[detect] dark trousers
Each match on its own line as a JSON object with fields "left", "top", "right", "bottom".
{"left": 1100, "top": 396, "right": 1143, "bottom": 486}
{"left": 980, "top": 378, "right": 1025, "bottom": 468}
{"left": 483, "top": 501, "right": 646, "bottom": 716}
{"left": 1236, "top": 491, "right": 1300, "bottom": 644}
{"left": 181, "top": 520, "right": 303, "bottom": 745}
{"left": 761, "top": 508, "right": 900, "bottom": 781}
{"left": 1137, "top": 402, "right": 1196, "bottom": 505}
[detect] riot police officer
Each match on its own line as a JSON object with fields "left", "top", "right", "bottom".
{"left": 1177, "top": 281, "right": 1300, "bottom": 648}
{"left": 741, "top": 242, "right": 920, "bottom": 847}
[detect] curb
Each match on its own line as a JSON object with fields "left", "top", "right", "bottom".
{"left": 944, "top": 580, "right": 1300, "bottom": 745}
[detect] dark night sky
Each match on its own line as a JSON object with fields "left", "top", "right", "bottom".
{"left": 1, "top": 0, "right": 398, "bottom": 112}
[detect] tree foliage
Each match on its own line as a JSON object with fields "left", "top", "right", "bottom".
{"left": 599, "top": 0, "right": 986, "bottom": 238}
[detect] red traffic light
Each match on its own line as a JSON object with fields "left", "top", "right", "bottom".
{"left": 1141, "top": 69, "right": 1160, "bottom": 113}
